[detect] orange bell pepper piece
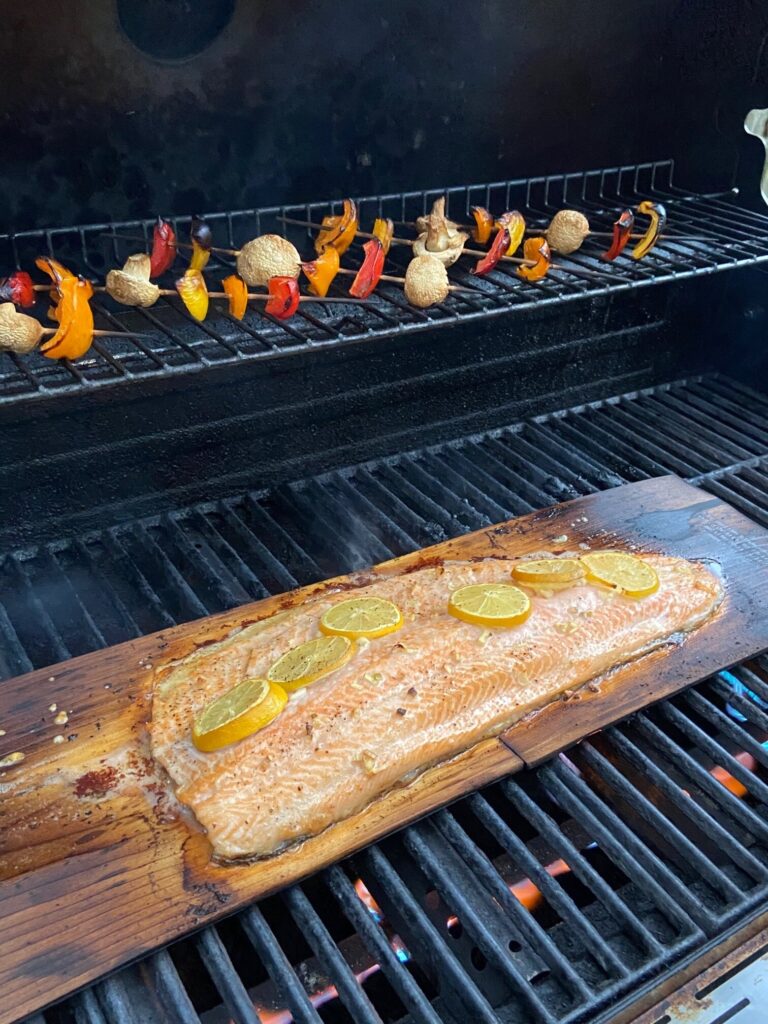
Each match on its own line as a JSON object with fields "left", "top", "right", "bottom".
{"left": 222, "top": 275, "right": 249, "bottom": 319}
{"left": 175, "top": 268, "right": 209, "bottom": 320}
{"left": 517, "top": 237, "right": 551, "bottom": 281}
{"left": 372, "top": 217, "right": 394, "bottom": 255}
{"left": 496, "top": 211, "right": 526, "bottom": 256}
{"left": 315, "top": 199, "right": 358, "bottom": 256}
{"left": 470, "top": 206, "right": 494, "bottom": 245}
{"left": 301, "top": 246, "right": 340, "bottom": 297}
{"left": 40, "top": 275, "right": 95, "bottom": 361}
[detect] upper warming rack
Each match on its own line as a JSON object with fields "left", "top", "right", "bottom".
{"left": 1, "top": 158, "right": 767, "bottom": 407}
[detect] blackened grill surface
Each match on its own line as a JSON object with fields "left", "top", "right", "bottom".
{"left": 6, "top": 372, "right": 768, "bottom": 1024}
{"left": 2, "top": 160, "right": 768, "bottom": 407}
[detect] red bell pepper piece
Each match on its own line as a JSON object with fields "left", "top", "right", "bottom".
{"left": 472, "top": 227, "right": 510, "bottom": 276}
{"left": 601, "top": 209, "right": 635, "bottom": 261}
{"left": 0, "top": 271, "right": 35, "bottom": 308}
{"left": 149, "top": 218, "right": 177, "bottom": 277}
{"left": 349, "top": 239, "right": 385, "bottom": 298}
{"left": 266, "top": 276, "right": 300, "bottom": 320}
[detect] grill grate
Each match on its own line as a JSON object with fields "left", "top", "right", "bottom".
{"left": 5, "top": 373, "right": 768, "bottom": 1024}
{"left": 2, "top": 160, "right": 768, "bottom": 406}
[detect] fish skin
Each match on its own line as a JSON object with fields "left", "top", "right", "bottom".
{"left": 149, "top": 555, "right": 722, "bottom": 859}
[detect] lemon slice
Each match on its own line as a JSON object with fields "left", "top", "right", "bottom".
{"left": 580, "top": 551, "right": 659, "bottom": 598}
{"left": 320, "top": 597, "right": 403, "bottom": 639}
{"left": 192, "top": 677, "right": 287, "bottom": 752}
{"left": 448, "top": 583, "right": 531, "bottom": 628}
{"left": 268, "top": 635, "right": 353, "bottom": 691}
{"left": 512, "top": 558, "right": 585, "bottom": 586}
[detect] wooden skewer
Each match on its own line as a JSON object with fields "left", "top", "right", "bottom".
{"left": 335, "top": 267, "right": 474, "bottom": 293}
{"left": 41, "top": 328, "right": 154, "bottom": 339}
{"left": 391, "top": 218, "right": 711, "bottom": 242}
{"left": 208, "top": 290, "right": 370, "bottom": 305}
{"left": 80, "top": 285, "right": 368, "bottom": 306}
{"left": 98, "top": 232, "right": 238, "bottom": 257}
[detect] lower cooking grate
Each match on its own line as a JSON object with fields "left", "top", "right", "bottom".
{"left": 6, "top": 372, "right": 768, "bottom": 1024}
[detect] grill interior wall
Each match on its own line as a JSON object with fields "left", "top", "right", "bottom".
{"left": 0, "top": 271, "right": 751, "bottom": 551}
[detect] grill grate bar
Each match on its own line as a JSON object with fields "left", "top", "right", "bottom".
{"left": 402, "top": 822, "right": 561, "bottom": 1023}
{"left": 437, "top": 447, "right": 539, "bottom": 516}
{"left": 161, "top": 513, "right": 251, "bottom": 609}
{"left": 240, "top": 906, "right": 325, "bottom": 1024}
{"left": 101, "top": 529, "right": 178, "bottom": 630}
{"left": 0, "top": 597, "right": 34, "bottom": 677}
{"left": 359, "top": 845, "right": 501, "bottom": 1024}
{"left": 352, "top": 466, "right": 443, "bottom": 547}
{"left": 651, "top": 701, "right": 768, "bottom": 834}
{"left": 150, "top": 949, "right": 202, "bottom": 1023}
{"left": 537, "top": 757, "right": 707, "bottom": 938}
{"left": 525, "top": 421, "right": 627, "bottom": 489}
{"left": 223, "top": 497, "right": 310, "bottom": 591}
{"left": 682, "top": 687, "right": 768, "bottom": 773}
{"left": 503, "top": 774, "right": 670, "bottom": 957}
{"left": 606, "top": 724, "right": 768, "bottom": 892}
{"left": 185, "top": 509, "right": 272, "bottom": 601}
{"left": 460, "top": 439, "right": 558, "bottom": 508}
{"left": 430, "top": 810, "right": 593, "bottom": 1001}
{"left": 196, "top": 927, "right": 262, "bottom": 1024}
{"left": 4, "top": 554, "right": 71, "bottom": 664}
{"left": 324, "top": 864, "right": 444, "bottom": 1024}
{"left": 467, "top": 791, "right": 630, "bottom": 980}
{"left": 282, "top": 885, "right": 384, "bottom": 1024}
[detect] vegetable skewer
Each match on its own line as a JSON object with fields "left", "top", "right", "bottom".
{"left": 278, "top": 215, "right": 621, "bottom": 281}
{"left": 0, "top": 302, "right": 153, "bottom": 355}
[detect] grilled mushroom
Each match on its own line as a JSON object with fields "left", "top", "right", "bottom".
{"left": 546, "top": 210, "right": 590, "bottom": 255}
{"left": 0, "top": 302, "right": 43, "bottom": 353}
{"left": 412, "top": 197, "right": 468, "bottom": 266}
{"left": 106, "top": 253, "right": 161, "bottom": 307}
{"left": 415, "top": 197, "right": 460, "bottom": 235}
{"left": 237, "top": 235, "right": 301, "bottom": 287}
{"left": 404, "top": 255, "right": 450, "bottom": 308}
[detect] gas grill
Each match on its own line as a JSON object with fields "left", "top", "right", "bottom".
{"left": 5, "top": 3, "right": 768, "bottom": 1020}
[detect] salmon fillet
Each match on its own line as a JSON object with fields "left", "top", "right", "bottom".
{"left": 149, "top": 554, "right": 722, "bottom": 859}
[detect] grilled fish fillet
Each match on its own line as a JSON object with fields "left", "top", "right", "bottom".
{"left": 150, "top": 554, "right": 722, "bottom": 859}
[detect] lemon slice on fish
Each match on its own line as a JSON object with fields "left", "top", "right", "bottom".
{"left": 448, "top": 583, "right": 531, "bottom": 628}
{"left": 267, "top": 635, "right": 353, "bottom": 691}
{"left": 320, "top": 597, "right": 403, "bottom": 639}
{"left": 192, "top": 677, "right": 287, "bottom": 752}
{"left": 512, "top": 558, "right": 585, "bottom": 585}
{"left": 580, "top": 552, "right": 659, "bottom": 598}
